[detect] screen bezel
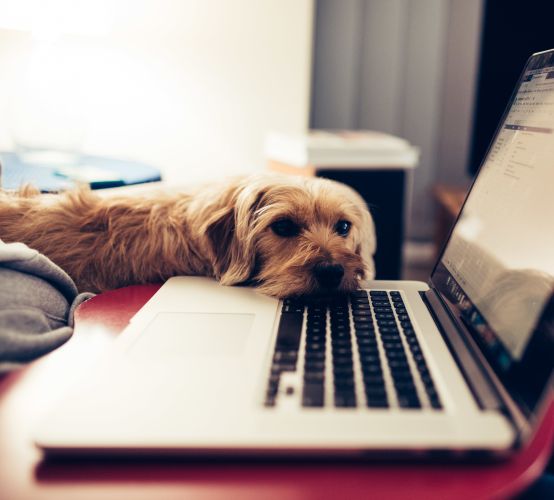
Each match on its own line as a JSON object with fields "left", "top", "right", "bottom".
{"left": 429, "top": 50, "right": 554, "bottom": 418}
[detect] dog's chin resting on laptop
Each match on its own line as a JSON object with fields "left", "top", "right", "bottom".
{"left": 0, "top": 175, "right": 376, "bottom": 297}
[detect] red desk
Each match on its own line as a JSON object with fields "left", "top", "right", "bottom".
{"left": 0, "top": 285, "right": 552, "bottom": 500}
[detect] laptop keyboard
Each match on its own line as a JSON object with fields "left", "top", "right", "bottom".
{"left": 265, "top": 290, "right": 442, "bottom": 410}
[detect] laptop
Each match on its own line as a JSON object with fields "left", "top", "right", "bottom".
{"left": 35, "top": 50, "right": 554, "bottom": 458}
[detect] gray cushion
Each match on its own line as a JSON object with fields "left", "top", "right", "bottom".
{"left": 0, "top": 239, "right": 94, "bottom": 373}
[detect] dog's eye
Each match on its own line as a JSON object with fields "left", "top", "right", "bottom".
{"left": 271, "top": 218, "right": 300, "bottom": 237}
{"left": 335, "top": 220, "right": 351, "bottom": 237}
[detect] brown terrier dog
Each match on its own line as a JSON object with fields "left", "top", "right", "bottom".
{"left": 0, "top": 175, "right": 376, "bottom": 297}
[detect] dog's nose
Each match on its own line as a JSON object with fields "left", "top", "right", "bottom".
{"left": 313, "top": 263, "right": 344, "bottom": 289}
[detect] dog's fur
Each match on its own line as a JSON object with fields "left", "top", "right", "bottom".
{"left": 0, "top": 175, "right": 376, "bottom": 297}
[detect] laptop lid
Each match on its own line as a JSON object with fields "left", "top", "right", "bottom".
{"left": 430, "top": 50, "right": 554, "bottom": 421}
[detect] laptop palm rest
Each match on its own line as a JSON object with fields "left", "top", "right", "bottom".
{"left": 128, "top": 312, "right": 255, "bottom": 360}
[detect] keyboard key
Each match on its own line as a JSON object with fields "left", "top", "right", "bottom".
{"left": 332, "top": 347, "right": 353, "bottom": 357}
{"left": 379, "top": 326, "right": 399, "bottom": 333}
{"left": 333, "top": 333, "right": 350, "bottom": 342}
{"left": 334, "top": 377, "right": 355, "bottom": 389}
{"left": 305, "top": 351, "right": 325, "bottom": 361}
{"left": 335, "top": 394, "right": 357, "bottom": 407}
{"left": 357, "top": 336, "right": 377, "bottom": 346}
{"left": 426, "top": 385, "right": 439, "bottom": 399}
{"left": 375, "top": 310, "right": 395, "bottom": 317}
{"left": 302, "top": 383, "right": 324, "bottom": 407}
{"left": 365, "top": 388, "right": 389, "bottom": 408}
{"left": 397, "top": 394, "right": 421, "bottom": 409}
{"left": 332, "top": 339, "right": 352, "bottom": 349}
{"left": 390, "top": 370, "right": 413, "bottom": 382}
{"left": 382, "top": 339, "right": 403, "bottom": 349}
{"left": 359, "top": 353, "right": 380, "bottom": 364}
{"left": 306, "top": 342, "right": 326, "bottom": 352}
{"left": 357, "top": 344, "right": 379, "bottom": 355}
{"left": 365, "top": 386, "right": 387, "bottom": 399}
{"left": 352, "top": 309, "right": 372, "bottom": 318}
{"left": 371, "top": 298, "right": 390, "bottom": 304}
{"left": 394, "top": 384, "right": 417, "bottom": 397}
{"left": 412, "top": 352, "right": 426, "bottom": 365}
{"left": 334, "top": 373, "right": 355, "bottom": 383}
{"left": 334, "top": 366, "right": 354, "bottom": 377}
{"left": 362, "top": 364, "right": 382, "bottom": 375}
{"left": 282, "top": 299, "right": 304, "bottom": 313}
{"left": 333, "top": 357, "right": 354, "bottom": 367}
{"left": 306, "top": 335, "right": 326, "bottom": 345}
{"left": 366, "top": 398, "right": 389, "bottom": 408}
{"left": 307, "top": 326, "right": 325, "bottom": 335}
{"left": 306, "top": 330, "right": 327, "bottom": 340}
{"left": 267, "top": 375, "right": 279, "bottom": 392}
{"left": 273, "top": 351, "right": 298, "bottom": 363}
{"left": 386, "top": 349, "right": 408, "bottom": 359}
{"left": 410, "top": 344, "right": 422, "bottom": 355}
{"left": 373, "top": 306, "right": 392, "bottom": 313}
{"left": 363, "top": 377, "right": 385, "bottom": 389}
{"left": 356, "top": 333, "right": 376, "bottom": 343}
{"left": 358, "top": 342, "right": 379, "bottom": 353}
{"left": 275, "top": 312, "right": 303, "bottom": 351}
{"left": 331, "top": 326, "right": 350, "bottom": 336}
{"left": 331, "top": 316, "right": 349, "bottom": 325}
{"left": 429, "top": 394, "right": 443, "bottom": 409}
{"left": 271, "top": 361, "right": 296, "bottom": 372}
{"left": 355, "top": 328, "right": 376, "bottom": 337}
{"left": 304, "top": 361, "right": 325, "bottom": 372}
{"left": 304, "top": 372, "right": 325, "bottom": 383}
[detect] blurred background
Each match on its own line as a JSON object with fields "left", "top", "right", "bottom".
{"left": 0, "top": 0, "right": 553, "bottom": 278}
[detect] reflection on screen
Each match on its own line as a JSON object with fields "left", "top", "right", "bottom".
{"left": 441, "top": 60, "right": 554, "bottom": 363}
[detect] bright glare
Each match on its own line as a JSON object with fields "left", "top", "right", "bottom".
{"left": 0, "top": 0, "right": 114, "bottom": 40}
{"left": 0, "top": 0, "right": 312, "bottom": 183}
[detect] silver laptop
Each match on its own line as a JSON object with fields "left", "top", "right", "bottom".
{"left": 36, "top": 50, "right": 554, "bottom": 458}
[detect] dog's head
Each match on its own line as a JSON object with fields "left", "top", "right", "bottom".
{"left": 197, "top": 175, "right": 376, "bottom": 298}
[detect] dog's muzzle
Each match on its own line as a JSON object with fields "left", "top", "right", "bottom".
{"left": 313, "top": 263, "right": 344, "bottom": 289}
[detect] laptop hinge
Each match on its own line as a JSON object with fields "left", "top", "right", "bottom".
{"left": 421, "top": 288, "right": 530, "bottom": 439}
{"left": 421, "top": 289, "right": 502, "bottom": 410}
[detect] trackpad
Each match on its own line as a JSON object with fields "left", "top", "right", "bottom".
{"left": 128, "top": 312, "right": 255, "bottom": 359}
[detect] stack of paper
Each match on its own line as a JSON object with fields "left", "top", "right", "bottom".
{"left": 265, "top": 130, "right": 419, "bottom": 169}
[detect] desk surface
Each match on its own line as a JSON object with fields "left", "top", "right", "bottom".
{"left": 0, "top": 284, "right": 552, "bottom": 500}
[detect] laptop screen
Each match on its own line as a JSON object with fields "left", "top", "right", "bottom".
{"left": 431, "top": 50, "right": 554, "bottom": 416}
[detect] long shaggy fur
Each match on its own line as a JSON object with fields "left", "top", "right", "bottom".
{"left": 0, "top": 175, "right": 376, "bottom": 297}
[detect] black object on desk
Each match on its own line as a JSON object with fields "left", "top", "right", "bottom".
{"left": 320, "top": 169, "right": 407, "bottom": 280}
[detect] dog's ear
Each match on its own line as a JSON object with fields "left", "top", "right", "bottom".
{"left": 201, "top": 182, "right": 266, "bottom": 285}
{"left": 355, "top": 204, "right": 377, "bottom": 280}
{"left": 202, "top": 204, "right": 236, "bottom": 279}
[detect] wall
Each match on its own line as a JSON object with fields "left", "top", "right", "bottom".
{"left": 311, "top": 0, "right": 483, "bottom": 241}
{"left": 435, "top": 0, "right": 483, "bottom": 186}
{"left": 0, "top": 0, "right": 314, "bottom": 184}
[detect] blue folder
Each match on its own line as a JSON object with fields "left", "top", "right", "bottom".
{"left": 0, "top": 151, "right": 162, "bottom": 192}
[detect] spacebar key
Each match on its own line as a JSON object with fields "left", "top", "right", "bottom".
{"left": 275, "top": 312, "right": 303, "bottom": 351}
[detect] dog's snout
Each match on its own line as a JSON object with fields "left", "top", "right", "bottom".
{"left": 313, "top": 263, "right": 344, "bottom": 289}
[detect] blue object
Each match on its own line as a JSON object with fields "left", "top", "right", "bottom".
{"left": 0, "top": 151, "right": 162, "bottom": 192}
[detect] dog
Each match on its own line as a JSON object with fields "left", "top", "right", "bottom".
{"left": 0, "top": 174, "right": 376, "bottom": 297}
